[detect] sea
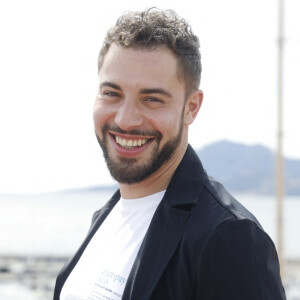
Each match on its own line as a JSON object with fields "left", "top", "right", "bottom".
{"left": 0, "top": 189, "right": 300, "bottom": 299}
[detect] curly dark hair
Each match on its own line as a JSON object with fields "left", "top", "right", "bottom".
{"left": 98, "top": 8, "right": 201, "bottom": 97}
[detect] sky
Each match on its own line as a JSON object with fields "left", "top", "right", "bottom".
{"left": 0, "top": 0, "right": 299, "bottom": 194}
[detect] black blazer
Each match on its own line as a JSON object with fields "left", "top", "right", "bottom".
{"left": 54, "top": 145, "right": 286, "bottom": 299}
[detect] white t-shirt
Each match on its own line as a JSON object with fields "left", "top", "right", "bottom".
{"left": 60, "top": 190, "right": 165, "bottom": 300}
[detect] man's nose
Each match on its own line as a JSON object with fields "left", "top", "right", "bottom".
{"left": 114, "top": 99, "right": 143, "bottom": 130}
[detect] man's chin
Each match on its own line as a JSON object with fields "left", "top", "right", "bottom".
{"left": 95, "top": 121, "right": 184, "bottom": 184}
{"left": 106, "top": 156, "right": 155, "bottom": 184}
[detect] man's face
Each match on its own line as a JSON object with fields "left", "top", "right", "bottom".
{"left": 93, "top": 44, "right": 189, "bottom": 184}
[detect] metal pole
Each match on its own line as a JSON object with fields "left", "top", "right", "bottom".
{"left": 277, "top": 0, "right": 284, "bottom": 279}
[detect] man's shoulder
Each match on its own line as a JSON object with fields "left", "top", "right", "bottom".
{"left": 202, "top": 176, "right": 261, "bottom": 225}
{"left": 170, "top": 144, "right": 263, "bottom": 234}
{"left": 181, "top": 175, "right": 265, "bottom": 249}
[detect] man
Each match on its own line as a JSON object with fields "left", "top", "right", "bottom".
{"left": 54, "top": 8, "right": 286, "bottom": 300}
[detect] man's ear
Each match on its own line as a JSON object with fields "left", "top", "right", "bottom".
{"left": 184, "top": 89, "right": 203, "bottom": 125}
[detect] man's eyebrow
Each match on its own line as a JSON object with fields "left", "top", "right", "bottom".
{"left": 100, "top": 81, "right": 122, "bottom": 90}
{"left": 139, "top": 88, "right": 172, "bottom": 98}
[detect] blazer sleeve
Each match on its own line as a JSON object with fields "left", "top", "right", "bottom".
{"left": 195, "top": 219, "right": 286, "bottom": 300}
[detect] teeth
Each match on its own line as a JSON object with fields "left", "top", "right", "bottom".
{"left": 114, "top": 136, "right": 149, "bottom": 148}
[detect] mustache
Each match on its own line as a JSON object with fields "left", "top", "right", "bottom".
{"left": 101, "top": 124, "right": 162, "bottom": 139}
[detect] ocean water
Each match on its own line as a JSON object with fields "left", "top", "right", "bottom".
{"left": 0, "top": 190, "right": 299, "bottom": 259}
{"left": 0, "top": 190, "right": 113, "bottom": 256}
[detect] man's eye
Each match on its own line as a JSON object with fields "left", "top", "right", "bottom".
{"left": 104, "top": 91, "right": 119, "bottom": 97}
{"left": 146, "top": 97, "right": 162, "bottom": 103}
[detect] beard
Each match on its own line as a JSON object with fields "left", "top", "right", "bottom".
{"left": 95, "top": 119, "right": 184, "bottom": 184}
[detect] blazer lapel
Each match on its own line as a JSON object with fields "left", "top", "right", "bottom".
{"left": 54, "top": 190, "right": 120, "bottom": 300}
{"left": 122, "top": 200, "right": 190, "bottom": 300}
{"left": 122, "top": 145, "right": 208, "bottom": 300}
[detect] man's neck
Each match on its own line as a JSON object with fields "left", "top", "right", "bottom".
{"left": 118, "top": 143, "right": 188, "bottom": 199}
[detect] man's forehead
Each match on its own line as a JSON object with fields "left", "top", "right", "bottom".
{"left": 98, "top": 44, "right": 183, "bottom": 87}
{"left": 98, "top": 45, "right": 186, "bottom": 101}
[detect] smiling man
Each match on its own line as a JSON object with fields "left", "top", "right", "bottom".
{"left": 54, "top": 8, "right": 286, "bottom": 300}
{"left": 94, "top": 43, "right": 198, "bottom": 197}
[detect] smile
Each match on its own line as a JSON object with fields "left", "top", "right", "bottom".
{"left": 114, "top": 135, "right": 150, "bottom": 149}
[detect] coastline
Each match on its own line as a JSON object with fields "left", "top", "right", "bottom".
{"left": 0, "top": 255, "right": 67, "bottom": 300}
{"left": 0, "top": 255, "right": 300, "bottom": 299}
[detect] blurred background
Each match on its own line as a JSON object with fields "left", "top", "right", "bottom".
{"left": 0, "top": 0, "right": 299, "bottom": 299}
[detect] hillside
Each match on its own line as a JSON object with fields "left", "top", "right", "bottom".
{"left": 197, "top": 140, "right": 300, "bottom": 195}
